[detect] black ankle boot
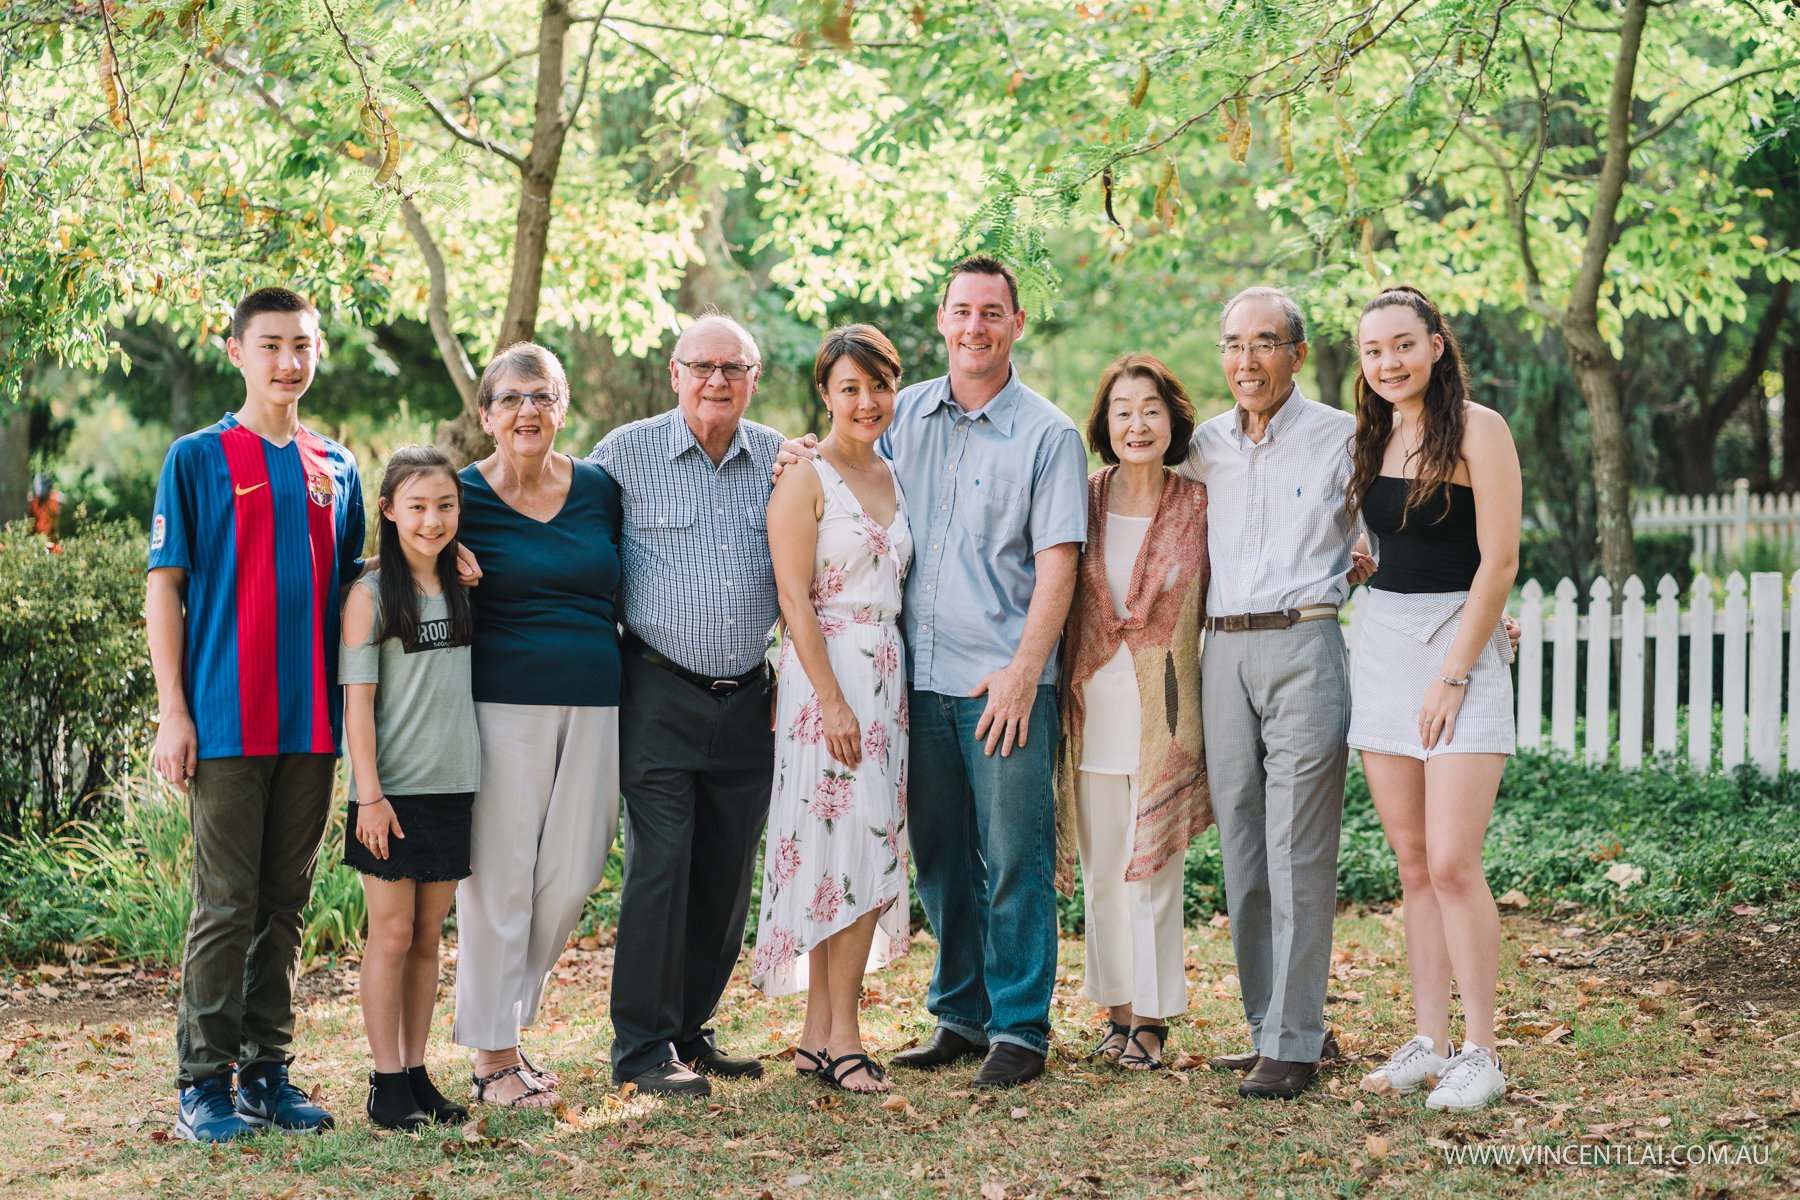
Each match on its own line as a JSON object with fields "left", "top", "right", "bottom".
{"left": 406, "top": 1065, "right": 470, "bottom": 1124}
{"left": 366, "top": 1070, "right": 430, "bottom": 1131}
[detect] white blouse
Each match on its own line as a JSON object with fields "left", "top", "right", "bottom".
{"left": 1078, "top": 512, "right": 1151, "bottom": 775}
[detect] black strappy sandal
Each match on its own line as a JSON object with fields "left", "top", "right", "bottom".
{"left": 1087, "top": 1021, "right": 1132, "bottom": 1065}
{"left": 470, "top": 1063, "right": 557, "bottom": 1108}
{"left": 794, "top": 1047, "right": 830, "bottom": 1079}
{"left": 516, "top": 1048, "right": 561, "bottom": 1089}
{"left": 822, "top": 1052, "right": 889, "bottom": 1093}
{"left": 1118, "top": 1024, "right": 1170, "bottom": 1071}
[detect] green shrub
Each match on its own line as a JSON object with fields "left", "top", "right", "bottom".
{"left": 0, "top": 516, "right": 156, "bottom": 839}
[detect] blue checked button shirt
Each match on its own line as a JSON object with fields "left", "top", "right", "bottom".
{"left": 880, "top": 369, "right": 1089, "bottom": 696}
{"left": 590, "top": 409, "right": 784, "bottom": 678}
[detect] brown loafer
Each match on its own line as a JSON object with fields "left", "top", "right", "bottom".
{"left": 1212, "top": 1031, "right": 1336, "bottom": 1073}
{"left": 1209, "top": 1049, "right": 1261, "bottom": 1073}
{"left": 1238, "top": 1057, "right": 1318, "bottom": 1099}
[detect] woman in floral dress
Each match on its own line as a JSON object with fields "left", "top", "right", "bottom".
{"left": 752, "top": 325, "right": 912, "bottom": 1093}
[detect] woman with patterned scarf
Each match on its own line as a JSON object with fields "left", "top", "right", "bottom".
{"left": 1054, "top": 353, "right": 1213, "bottom": 1071}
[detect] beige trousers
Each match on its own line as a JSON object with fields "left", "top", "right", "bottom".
{"left": 453, "top": 703, "right": 620, "bottom": 1050}
{"left": 1075, "top": 771, "right": 1189, "bottom": 1019}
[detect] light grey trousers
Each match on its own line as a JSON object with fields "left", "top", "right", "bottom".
{"left": 1200, "top": 618, "right": 1350, "bottom": 1062}
{"left": 453, "top": 703, "right": 620, "bottom": 1051}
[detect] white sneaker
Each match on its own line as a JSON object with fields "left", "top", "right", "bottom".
{"left": 1360, "top": 1035, "right": 1449, "bottom": 1094}
{"left": 1425, "top": 1045, "right": 1506, "bottom": 1112}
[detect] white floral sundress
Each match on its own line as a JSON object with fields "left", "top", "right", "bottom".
{"left": 750, "top": 454, "right": 913, "bottom": 996}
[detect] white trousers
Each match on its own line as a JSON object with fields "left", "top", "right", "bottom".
{"left": 1075, "top": 771, "right": 1189, "bottom": 1019}
{"left": 454, "top": 703, "right": 620, "bottom": 1050}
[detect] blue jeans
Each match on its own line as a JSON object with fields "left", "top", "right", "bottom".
{"left": 907, "top": 686, "right": 1059, "bottom": 1056}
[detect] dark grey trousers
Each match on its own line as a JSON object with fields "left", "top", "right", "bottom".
{"left": 609, "top": 654, "right": 774, "bottom": 1082}
{"left": 176, "top": 752, "right": 336, "bottom": 1087}
{"left": 1200, "top": 619, "right": 1350, "bottom": 1063}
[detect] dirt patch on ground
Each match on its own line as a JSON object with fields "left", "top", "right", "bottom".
{"left": 0, "top": 960, "right": 360, "bottom": 1030}
{"left": 1633, "top": 908, "right": 1800, "bottom": 1012}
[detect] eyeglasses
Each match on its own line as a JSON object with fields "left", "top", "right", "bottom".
{"left": 1216, "top": 339, "right": 1301, "bottom": 358}
{"left": 491, "top": 391, "right": 561, "bottom": 412}
{"left": 676, "top": 359, "right": 758, "bottom": 382}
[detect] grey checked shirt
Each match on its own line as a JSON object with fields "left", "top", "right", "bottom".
{"left": 590, "top": 409, "right": 784, "bottom": 677}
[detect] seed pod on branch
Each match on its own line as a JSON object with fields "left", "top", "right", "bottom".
{"left": 1154, "top": 156, "right": 1181, "bottom": 227}
{"left": 1129, "top": 60, "right": 1150, "bottom": 109}
{"left": 1279, "top": 95, "right": 1295, "bottom": 172}
{"left": 1229, "top": 96, "right": 1251, "bottom": 166}
{"left": 1101, "top": 165, "right": 1121, "bottom": 228}
{"left": 374, "top": 125, "right": 401, "bottom": 185}
{"left": 359, "top": 103, "right": 382, "bottom": 144}
{"left": 100, "top": 45, "right": 126, "bottom": 132}
{"left": 1360, "top": 218, "right": 1380, "bottom": 281}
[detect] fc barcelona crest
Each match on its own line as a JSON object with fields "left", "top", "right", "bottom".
{"left": 306, "top": 472, "right": 334, "bottom": 508}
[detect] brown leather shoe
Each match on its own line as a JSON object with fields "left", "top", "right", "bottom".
{"left": 1212, "top": 1031, "right": 1336, "bottom": 1073}
{"left": 1238, "top": 1057, "right": 1318, "bottom": 1099}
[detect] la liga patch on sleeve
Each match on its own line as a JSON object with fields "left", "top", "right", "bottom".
{"left": 150, "top": 513, "right": 165, "bottom": 550}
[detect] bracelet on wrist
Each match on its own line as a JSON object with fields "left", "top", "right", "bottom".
{"left": 1439, "top": 674, "right": 1470, "bottom": 687}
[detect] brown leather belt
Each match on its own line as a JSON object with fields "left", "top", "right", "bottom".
{"left": 623, "top": 632, "right": 766, "bottom": 697}
{"left": 1204, "top": 604, "right": 1339, "bottom": 633}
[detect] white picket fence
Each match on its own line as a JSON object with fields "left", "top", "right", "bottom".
{"left": 1632, "top": 479, "right": 1800, "bottom": 570}
{"left": 1344, "top": 570, "right": 1800, "bottom": 775}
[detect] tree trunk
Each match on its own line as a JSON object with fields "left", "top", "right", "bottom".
{"left": 1310, "top": 334, "right": 1349, "bottom": 409}
{"left": 1783, "top": 342, "right": 1800, "bottom": 491}
{"left": 1677, "top": 410, "right": 1718, "bottom": 495}
{"left": 0, "top": 405, "right": 29, "bottom": 525}
{"left": 434, "top": 0, "right": 574, "bottom": 463}
{"left": 1749, "top": 386, "right": 1774, "bottom": 492}
{"left": 1559, "top": 0, "right": 1651, "bottom": 587}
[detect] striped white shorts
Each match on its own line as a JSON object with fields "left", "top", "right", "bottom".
{"left": 1347, "top": 588, "right": 1516, "bottom": 760}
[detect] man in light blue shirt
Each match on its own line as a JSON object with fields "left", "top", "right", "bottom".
{"left": 785, "top": 256, "right": 1088, "bottom": 1085}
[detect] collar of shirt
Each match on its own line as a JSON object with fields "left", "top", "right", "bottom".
{"left": 1228, "top": 383, "right": 1308, "bottom": 450}
{"left": 665, "top": 409, "right": 751, "bottom": 467}
{"left": 919, "top": 366, "right": 1022, "bottom": 437}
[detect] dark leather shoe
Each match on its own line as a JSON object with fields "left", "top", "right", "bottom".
{"left": 1238, "top": 1057, "right": 1318, "bottom": 1099}
{"left": 689, "top": 1048, "right": 765, "bottom": 1079}
{"left": 972, "top": 1043, "right": 1045, "bottom": 1088}
{"left": 891, "top": 1027, "right": 988, "bottom": 1070}
{"left": 621, "top": 1060, "right": 712, "bottom": 1096}
{"left": 1214, "top": 1031, "right": 1337, "bottom": 1073}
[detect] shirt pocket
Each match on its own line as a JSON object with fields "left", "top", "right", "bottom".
{"left": 964, "top": 474, "right": 1025, "bottom": 547}
{"left": 633, "top": 503, "right": 696, "bottom": 535}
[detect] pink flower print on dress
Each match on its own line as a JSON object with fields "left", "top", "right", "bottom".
{"left": 871, "top": 818, "right": 905, "bottom": 872}
{"left": 805, "top": 873, "right": 851, "bottom": 925}
{"left": 859, "top": 514, "right": 893, "bottom": 558}
{"left": 864, "top": 718, "right": 890, "bottom": 769}
{"left": 898, "top": 688, "right": 910, "bottom": 735}
{"left": 790, "top": 695, "right": 824, "bottom": 745}
{"left": 852, "top": 605, "right": 879, "bottom": 626}
{"left": 896, "top": 760, "right": 907, "bottom": 820}
{"left": 808, "top": 769, "right": 855, "bottom": 831}
{"left": 809, "top": 562, "right": 847, "bottom": 607}
{"left": 754, "top": 924, "right": 801, "bottom": 976}
{"left": 768, "top": 834, "right": 803, "bottom": 890}
{"left": 817, "top": 612, "right": 847, "bottom": 639}
{"left": 870, "top": 636, "right": 900, "bottom": 695}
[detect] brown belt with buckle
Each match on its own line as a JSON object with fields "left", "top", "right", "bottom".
{"left": 1204, "top": 604, "right": 1340, "bottom": 633}
{"left": 623, "top": 631, "right": 766, "bottom": 697}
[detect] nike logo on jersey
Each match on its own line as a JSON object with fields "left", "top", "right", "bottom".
{"left": 235, "top": 482, "right": 268, "bottom": 497}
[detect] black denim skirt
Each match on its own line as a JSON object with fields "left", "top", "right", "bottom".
{"left": 342, "top": 791, "right": 474, "bottom": 883}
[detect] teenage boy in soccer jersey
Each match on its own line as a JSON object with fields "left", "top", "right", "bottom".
{"left": 147, "top": 287, "right": 362, "bottom": 1142}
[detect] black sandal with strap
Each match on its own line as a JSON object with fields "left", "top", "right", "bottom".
{"left": 470, "top": 1063, "right": 557, "bottom": 1108}
{"left": 1118, "top": 1024, "right": 1170, "bottom": 1071}
{"left": 1087, "top": 1021, "right": 1132, "bottom": 1064}
{"left": 794, "top": 1047, "right": 829, "bottom": 1079}
{"left": 822, "top": 1052, "right": 889, "bottom": 1092}
{"left": 516, "top": 1048, "right": 561, "bottom": 1090}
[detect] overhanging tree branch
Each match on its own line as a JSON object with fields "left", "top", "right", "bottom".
{"left": 411, "top": 83, "right": 528, "bottom": 169}
{"left": 400, "top": 198, "right": 479, "bottom": 414}
{"left": 1630, "top": 60, "right": 1798, "bottom": 152}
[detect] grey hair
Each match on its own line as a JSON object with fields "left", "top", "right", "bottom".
{"left": 477, "top": 342, "right": 569, "bottom": 410}
{"left": 673, "top": 310, "right": 761, "bottom": 363}
{"left": 1220, "top": 286, "right": 1308, "bottom": 346}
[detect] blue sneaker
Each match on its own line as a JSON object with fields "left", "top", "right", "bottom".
{"left": 235, "top": 1063, "right": 335, "bottom": 1134}
{"left": 176, "top": 1077, "right": 257, "bottom": 1143}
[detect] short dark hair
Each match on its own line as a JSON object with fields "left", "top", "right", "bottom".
{"left": 231, "top": 287, "right": 318, "bottom": 341}
{"left": 1084, "top": 353, "right": 1197, "bottom": 467}
{"left": 813, "top": 324, "right": 903, "bottom": 396}
{"left": 942, "top": 253, "right": 1020, "bottom": 313}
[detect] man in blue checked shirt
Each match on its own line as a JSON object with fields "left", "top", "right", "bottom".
{"left": 782, "top": 255, "right": 1090, "bottom": 1087}
{"left": 591, "top": 314, "right": 785, "bottom": 1097}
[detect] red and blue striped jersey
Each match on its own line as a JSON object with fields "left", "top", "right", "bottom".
{"left": 148, "top": 414, "right": 366, "bottom": 759}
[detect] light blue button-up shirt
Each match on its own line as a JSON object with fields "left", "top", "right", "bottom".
{"left": 880, "top": 368, "right": 1089, "bottom": 695}
{"left": 590, "top": 409, "right": 783, "bottom": 677}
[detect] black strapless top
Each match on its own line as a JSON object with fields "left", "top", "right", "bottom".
{"left": 1364, "top": 475, "right": 1481, "bottom": 593}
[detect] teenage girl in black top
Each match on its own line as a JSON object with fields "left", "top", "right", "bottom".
{"left": 1341, "top": 286, "right": 1523, "bottom": 1114}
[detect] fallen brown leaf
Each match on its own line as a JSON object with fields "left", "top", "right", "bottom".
{"left": 1542, "top": 1023, "right": 1573, "bottom": 1044}
{"left": 1365, "top": 1134, "right": 1389, "bottom": 1160}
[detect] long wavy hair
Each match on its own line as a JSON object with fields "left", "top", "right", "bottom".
{"left": 1345, "top": 285, "right": 1471, "bottom": 528}
{"left": 374, "top": 445, "right": 473, "bottom": 650}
